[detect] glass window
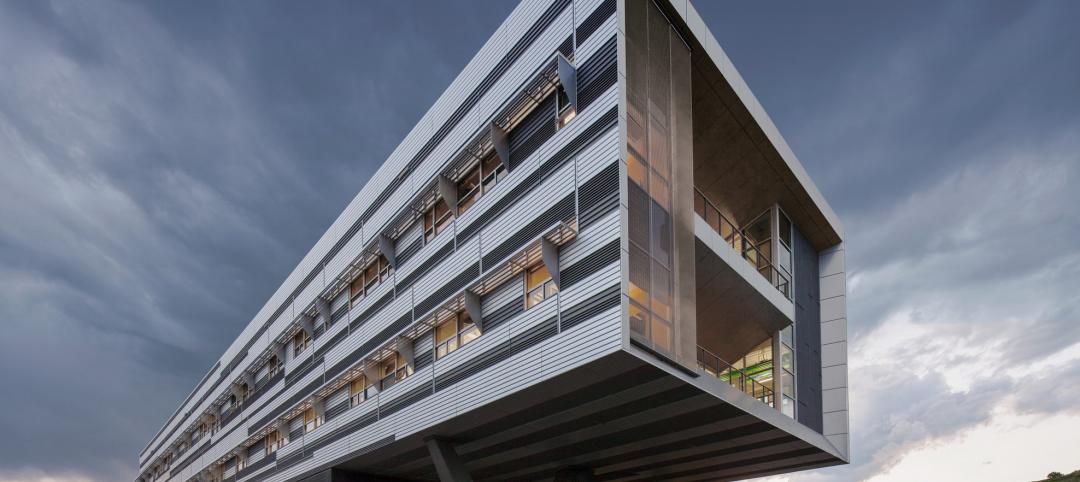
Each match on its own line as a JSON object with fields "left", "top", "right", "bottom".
{"left": 544, "top": 281, "right": 558, "bottom": 299}
{"left": 435, "top": 317, "right": 459, "bottom": 359}
{"left": 481, "top": 152, "right": 503, "bottom": 192}
{"left": 781, "top": 369, "right": 795, "bottom": 399}
{"left": 380, "top": 353, "right": 412, "bottom": 390}
{"left": 525, "top": 263, "right": 558, "bottom": 309}
{"left": 349, "top": 377, "right": 368, "bottom": 406}
{"left": 364, "top": 262, "right": 379, "bottom": 292}
{"left": 267, "top": 356, "right": 281, "bottom": 378}
{"left": 380, "top": 360, "right": 397, "bottom": 390}
{"left": 781, "top": 395, "right": 795, "bottom": 418}
{"left": 293, "top": 330, "right": 311, "bottom": 357}
{"left": 424, "top": 198, "right": 452, "bottom": 243}
{"left": 435, "top": 201, "right": 451, "bottom": 232}
{"left": 647, "top": 3, "right": 671, "bottom": 123}
{"left": 380, "top": 256, "right": 392, "bottom": 281}
{"left": 350, "top": 256, "right": 392, "bottom": 308}
{"left": 436, "top": 311, "right": 481, "bottom": 359}
{"left": 460, "top": 316, "right": 480, "bottom": 346}
{"left": 625, "top": 1, "right": 647, "bottom": 126}
{"left": 381, "top": 357, "right": 395, "bottom": 378}
{"left": 303, "top": 407, "right": 320, "bottom": 433}
{"left": 777, "top": 243, "right": 792, "bottom": 276}
{"left": 781, "top": 326, "right": 794, "bottom": 347}
{"left": 349, "top": 276, "right": 365, "bottom": 306}
{"left": 266, "top": 431, "right": 283, "bottom": 454}
{"left": 457, "top": 152, "right": 505, "bottom": 215}
{"left": 778, "top": 210, "right": 792, "bottom": 248}
{"left": 780, "top": 343, "right": 794, "bottom": 372}
{"left": 457, "top": 165, "right": 481, "bottom": 214}
{"left": 526, "top": 263, "right": 550, "bottom": 292}
{"left": 746, "top": 213, "right": 770, "bottom": 245}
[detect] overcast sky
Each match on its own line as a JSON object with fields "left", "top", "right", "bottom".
{"left": 1, "top": 1, "right": 1078, "bottom": 481}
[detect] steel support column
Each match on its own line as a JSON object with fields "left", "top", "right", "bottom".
{"left": 425, "top": 437, "right": 472, "bottom": 482}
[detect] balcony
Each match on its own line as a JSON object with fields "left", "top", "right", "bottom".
{"left": 697, "top": 346, "right": 774, "bottom": 407}
{"left": 692, "top": 190, "right": 792, "bottom": 385}
{"left": 694, "top": 189, "right": 789, "bottom": 300}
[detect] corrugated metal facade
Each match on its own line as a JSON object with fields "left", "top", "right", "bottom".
{"left": 138, "top": 0, "right": 624, "bottom": 480}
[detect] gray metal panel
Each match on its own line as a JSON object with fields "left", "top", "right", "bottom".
{"left": 793, "top": 227, "right": 822, "bottom": 433}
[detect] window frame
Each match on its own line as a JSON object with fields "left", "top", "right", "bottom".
{"left": 434, "top": 311, "right": 481, "bottom": 360}
{"left": 293, "top": 330, "right": 311, "bottom": 357}
{"left": 423, "top": 198, "right": 452, "bottom": 243}
{"left": 267, "top": 356, "right": 281, "bottom": 378}
{"left": 379, "top": 353, "right": 413, "bottom": 390}
{"left": 302, "top": 406, "right": 321, "bottom": 434}
{"left": 456, "top": 151, "right": 505, "bottom": 215}
{"left": 525, "top": 263, "right": 558, "bottom": 309}
{"left": 350, "top": 255, "right": 393, "bottom": 308}
{"left": 266, "top": 430, "right": 283, "bottom": 455}
{"left": 349, "top": 376, "right": 371, "bottom": 407}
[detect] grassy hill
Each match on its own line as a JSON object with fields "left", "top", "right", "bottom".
{"left": 1037, "top": 470, "right": 1080, "bottom": 482}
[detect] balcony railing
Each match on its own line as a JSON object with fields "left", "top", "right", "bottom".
{"left": 694, "top": 189, "right": 791, "bottom": 300}
{"left": 697, "top": 346, "right": 774, "bottom": 407}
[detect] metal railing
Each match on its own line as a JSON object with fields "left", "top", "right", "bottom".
{"left": 694, "top": 189, "right": 791, "bottom": 300}
{"left": 697, "top": 346, "right": 774, "bottom": 407}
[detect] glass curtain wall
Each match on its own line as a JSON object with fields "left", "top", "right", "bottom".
{"left": 779, "top": 325, "right": 796, "bottom": 417}
{"left": 625, "top": 0, "right": 691, "bottom": 358}
{"left": 776, "top": 208, "right": 795, "bottom": 418}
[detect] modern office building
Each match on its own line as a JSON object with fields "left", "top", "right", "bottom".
{"left": 137, "top": 0, "right": 849, "bottom": 480}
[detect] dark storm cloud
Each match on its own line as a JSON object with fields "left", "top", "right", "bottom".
{"left": 696, "top": 0, "right": 1080, "bottom": 224}
{"left": 0, "top": 1, "right": 513, "bottom": 480}
{"left": 694, "top": 1, "right": 1080, "bottom": 479}
{"left": 1, "top": 1, "right": 1078, "bottom": 481}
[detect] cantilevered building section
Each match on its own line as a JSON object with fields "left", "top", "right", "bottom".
{"left": 136, "top": 1, "right": 849, "bottom": 481}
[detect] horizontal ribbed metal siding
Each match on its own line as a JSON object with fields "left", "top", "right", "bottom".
{"left": 578, "top": 162, "right": 618, "bottom": 229}
{"left": 143, "top": 1, "right": 622, "bottom": 475}
{"left": 482, "top": 194, "right": 574, "bottom": 268}
{"left": 140, "top": 0, "right": 581, "bottom": 466}
{"left": 576, "top": 0, "right": 615, "bottom": 46}
{"left": 509, "top": 94, "right": 558, "bottom": 169}
{"left": 396, "top": 241, "right": 453, "bottom": 292}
